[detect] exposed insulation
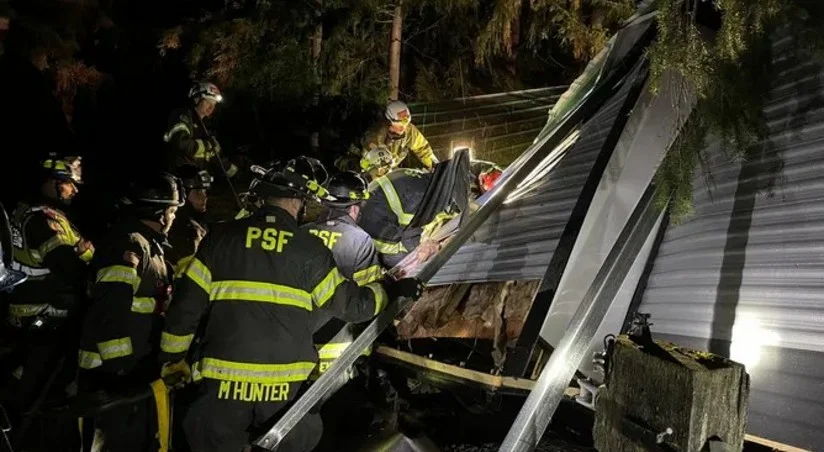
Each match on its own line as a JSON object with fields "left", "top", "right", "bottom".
{"left": 395, "top": 280, "right": 540, "bottom": 341}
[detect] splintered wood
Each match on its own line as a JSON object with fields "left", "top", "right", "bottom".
{"left": 394, "top": 280, "right": 540, "bottom": 341}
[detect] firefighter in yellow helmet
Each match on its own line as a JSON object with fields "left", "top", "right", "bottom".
{"left": 0, "top": 155, "right": 93, "bottom": 450}
{"left": 158, "top": 157, "right": 424, "bottom": 452}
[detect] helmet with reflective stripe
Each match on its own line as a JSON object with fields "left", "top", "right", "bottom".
{"left": 175, "top": 165, "right": 213, "bottom": 191}
{"left": 41, "top": 154, "right": 82, "bottom": 185}
{"left": 189, "top": 82, "right": 223, "bottom": 104}
{"left": 122, "top": 172, "right": 186, "bottom": 218}
{"left": 359, "top": 145, "right": 394, "bottom": 173}
{"left": 251, "top": 156, "right": 332, "bottom": 202}
{"left": 325, "top": 171, "right": 370, "bottom": 206}
{"left": 385, "top": 100, "right": 411, "bottom": 125}
{"left": 0, "top": 203, "right": 26, "bottom": 292}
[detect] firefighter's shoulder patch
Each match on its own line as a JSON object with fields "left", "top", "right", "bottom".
{"left": 123, "top": 251, "right": 140, "bottom": 268}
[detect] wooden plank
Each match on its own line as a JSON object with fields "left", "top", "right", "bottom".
{"left": 374, "top": 346, "right": 535, "bottom": 391}
{"left": 376, "top": 344, "right": 805, "bottom": 452}
{"left": 744, "top": 434, "right": 811, "bottom": 452}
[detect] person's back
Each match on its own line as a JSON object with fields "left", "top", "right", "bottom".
{"left": 305, "top": 214, "right": 382, "bottom": 286}
{"left": 182, "top": 206, "right": 364, "bottom": 371}
{"left": 359, "top": 168, "right": 431, "bottom": 267}
{"left": 303, "top": 171, "right": 384, "bottom": 381}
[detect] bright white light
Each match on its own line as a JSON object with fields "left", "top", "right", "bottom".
{"left": 729, "top": 315, "right": 780, "bottom": 371}
{"left": 452, "top": 144, "right": 473, "bottom": 160}
{"left": 504, "top": 129, "right": 581, "bottom": 204}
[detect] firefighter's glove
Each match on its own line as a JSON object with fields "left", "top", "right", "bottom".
{"left": 384, "top": 277, "right": 425, "bottom": 302}
{"left": 160, "top": 360, "right": 192, "bottom": 388}
{"left": 209, "top": 137, "right": 222, "bottom": 153}
{"left": 225, "top": 161, "right": 239, "bottom": 178}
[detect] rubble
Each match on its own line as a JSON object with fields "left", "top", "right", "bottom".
{"left": 395, "top": 280, "right": 540, "bottom": 341}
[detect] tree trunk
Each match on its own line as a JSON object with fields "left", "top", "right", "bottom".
{"left": 309, "top": 0, "right": 323, "bottom": 153}
{"left": 506, "top": 3, "right": 520, "bottom": 77}
{"left": 388, "top": 0, "right": 403, "bottom": 100}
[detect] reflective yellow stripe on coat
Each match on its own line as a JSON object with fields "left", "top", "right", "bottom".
{"left": 375, "top": 177, "right": 415, "bottom": 226}
{"left": 199, "top": 357, "right": 315, "bottom": 384}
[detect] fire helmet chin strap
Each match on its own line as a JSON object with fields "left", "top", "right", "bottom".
{"left": 296, "top": 199, "right": 308, "bottom": 224}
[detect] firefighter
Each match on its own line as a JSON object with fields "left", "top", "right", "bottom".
{"left": 0, "top": 203, "right": 26, "bottom": 292}
{"left": 337, "top": 101, "right": 438, "bottom": 172}
{"left": 358, "top": 165, "right": 435, "bottom": 269}
{"left": 167, "top": 165, "right": 212, "bottom": 277}
{"left": 0, "top": 155, "right": 92, "bottom": 450}
{"left": 158, "top": 157, "right": 424, "bottom": 452}
{"left": 303, "top": 171, "right": 383, "bottom": 383}
{"left": 163, "top": 81, "right": 239, "bottom": 178}
{"left": 77, "top": 172, "right": 184, "bottom": 452}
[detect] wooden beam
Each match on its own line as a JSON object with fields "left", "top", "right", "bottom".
{"left": 376, "top": 347, "right": 805, "bottom": 451}
{"left": 375, "top": 346, "right": 535, "bottom": 391}
{"left": 744, "top": 434, "right": 811, "bottom": 452}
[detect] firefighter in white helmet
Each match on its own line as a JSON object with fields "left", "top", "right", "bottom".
{"left": 163, "top": 81, "right": 239, "bottom": 178}
{"left": 337, "top": 101, "right": 438, "bottom": 172}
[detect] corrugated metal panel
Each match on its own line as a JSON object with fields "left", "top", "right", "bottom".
{"left": 637, "top": 35, "right": 824, "bottom": 450}
{"left": 408, "top": 87, "right": 566, "bottom": 163}
{"left": 427, "top": 73, "right": 638, "bottom": 285}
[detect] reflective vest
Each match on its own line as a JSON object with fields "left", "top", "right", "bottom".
{"left": 361, "top": 123, "right": 438, "bottom": 169}
{"left": 7, "top": 201, "right": 93, "bottom": 325}
{"left": 159, "top": 206, "right": 388, "bottom": 394}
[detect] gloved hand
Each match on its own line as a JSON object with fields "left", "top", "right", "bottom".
{"left": 225, "top": 162, "right": 239, "bottom": 178}
{"left": 209, "top": 137, "right": 222, "bottom": 153}
{"left": 75, "top": 239, "right": 95, "bottom": 262}
{"left": 160, "top": 359, "right": 192, "bottom": 388}
{"left": 383, "top": 277, "right": 425, "bottom": 302}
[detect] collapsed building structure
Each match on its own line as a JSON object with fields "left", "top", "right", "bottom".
{"left": 261, "top": 3, "right": 824, "bottom": 451}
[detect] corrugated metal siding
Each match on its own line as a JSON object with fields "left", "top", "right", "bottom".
{"left": 408, "top": 87, "right": 566, "bottom": 164}
{"left": 638, "top": 35, "right": 824, "bottom": 450}
{"left": 427, "top": 73, "right": 638, "bottom": 285}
